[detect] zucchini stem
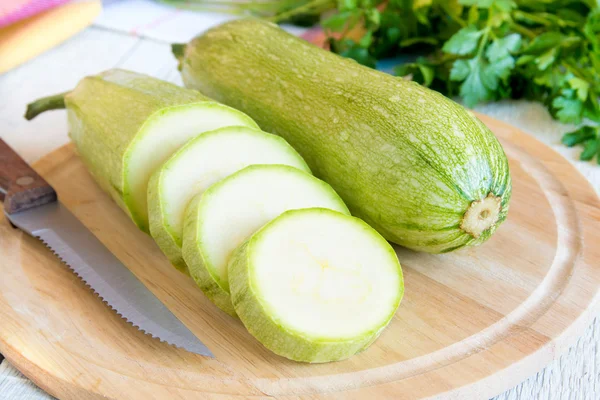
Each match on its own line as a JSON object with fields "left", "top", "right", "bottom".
{"left": 172, "top": 43, "right": 187, "bottom": 71}
{"left": 460, "top": 193, "right": 502, "bottom": 238}
{"left": 25, "top": 92, "right": 68, "bottom": 120}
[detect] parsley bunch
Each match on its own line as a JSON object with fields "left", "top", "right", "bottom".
{"left": 321, "top": 0, "right": 600, "bottom": 163}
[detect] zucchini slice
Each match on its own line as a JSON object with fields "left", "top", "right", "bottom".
{"left": 228, "top": 208, "right": 404, "bottom": 363}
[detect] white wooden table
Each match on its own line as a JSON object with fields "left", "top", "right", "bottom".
{"left": 0, "top": 23, "right": 599, "bottom": 400}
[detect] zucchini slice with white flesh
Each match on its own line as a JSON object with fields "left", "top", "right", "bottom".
{"left": 182, "top": 165, "right": 350, "bottom": 316}
{"left": 148, "top": 127, "right": 310, "bottom": 273}
{"left": 228, "top": 208, "right": 404, "bottom": 363}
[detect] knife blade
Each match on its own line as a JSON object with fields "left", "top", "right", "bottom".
{"left": 0, "top": 138, "right": 214, "bottom": 357}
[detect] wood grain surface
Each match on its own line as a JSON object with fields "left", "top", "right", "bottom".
{"left": 0, "top": 112, "right": 598, "bottom": 399}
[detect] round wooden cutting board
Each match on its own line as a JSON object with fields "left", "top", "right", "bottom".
{"left": 0, "top": 114, "right": 599, "bottom": 399}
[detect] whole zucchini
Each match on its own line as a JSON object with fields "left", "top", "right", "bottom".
{"left": 174, "top": 19, "right": 511, "bottom": 253}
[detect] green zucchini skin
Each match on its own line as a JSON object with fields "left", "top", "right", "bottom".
{"left": 176, "top": 19, "right": 511, "bottom": 253}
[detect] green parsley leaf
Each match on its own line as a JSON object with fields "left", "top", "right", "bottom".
{"left": 442, "top": 26, "right": 483, "bottom": 55}
{"left": 584, "top": 9, "right": 600, "bottom": 51}
{"left": 395, "top": 61, "right": 435, "bottom": 87}
{"left": 580, "top": 138, "right": 600, "bottom": 161}
{"left": 568, "top": 78, "right": 590, "bottom": 102}
{"left": 553, "top": 95, "right": 584, "bottom": 124}
{"left": 562, "top": 125, "right": 600, "bottom": 163}
{"left": 339, "top": 45, "right": 377, "bottom": 68}
{"left": 535, "top": 47, "right": 558, "bottom": 70}
{"left": 561, "top": 126, "right": 597, "bottom": 147}
{"left": 413, "top": 0, "right": 433, "bottom": 9}
{"left": 467, "top": 5, "right": 479, "bottom": 24}
{"left": 522, "top": 32, "right": 564, "bottom": 55}
{"left": 419, "top": 64, "right": 435, "bottom": 86}
{"left": 359, "top": 30, "right": 374, "bottom": 48}
{"left": 495, "top": 0, "right": 516, "bottom": 12}
{"left": 365, "top": 8, "right": 381, "bottom": 28}
{"left": 584, "top": 95, "right": 600, "bottom": 121}
{"left": 338, "top": 0, "right": 357, "bottom": 11}
{"left": 516, "top": 54, "right": 535, "bottom": 66}
{"left": 450, "top": 59, "right": 471, "bottom": 81}
{"left": 482, "top": 56, "right": 514, "bottom": 90}
{"left": 456, "top": 58, "right": 491, "bottom": 106}
{"left": 557, "top": 9, "right": 586, "bottom": 26}
{"left": 486, "top": 34, "right": 521, "bottom": 62}
{"left": 459, "top": 0, "right": 493, "bottom": 8}
{"left": 322, "top": 11, "right": 355, "bottom": 32}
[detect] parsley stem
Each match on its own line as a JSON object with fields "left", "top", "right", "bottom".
{"left": 267, "top": 0, "right": 334, "bottom": 23}
{"left": 512, "top": 10, "right": 555, "bottom": 27}
{"left": 509, "top": 23, "right": 536, "bottom": 39}
{"left": 476, "top": 27, "right": 491, "bottom": 60}
{"left": 561, "top": 61, "right": 585, "bottom": 80}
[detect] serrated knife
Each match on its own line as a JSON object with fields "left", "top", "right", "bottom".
{"left": 0, "top": 138, "right": 214, "bottom": 357}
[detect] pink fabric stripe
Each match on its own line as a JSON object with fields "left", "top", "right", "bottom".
{"left": 0, "top": 0, "right": 72, "bottom": 29}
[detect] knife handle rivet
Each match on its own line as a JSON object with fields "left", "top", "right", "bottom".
{"left": 16, "top": 176, "right": 34, "bottom": 186}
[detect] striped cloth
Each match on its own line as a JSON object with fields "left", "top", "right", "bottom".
{"left": 0, "top": 0, "right": 71, "bottom": 28}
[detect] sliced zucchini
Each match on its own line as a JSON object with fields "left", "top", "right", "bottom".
{"left": 148, "top": 127, "right": 310, "bottom": 273}
{"left": 26, "top": 69, "right": 259, "bottom": 232}
{"left": 182, "top": 165, "right": 350, "bottom": 315}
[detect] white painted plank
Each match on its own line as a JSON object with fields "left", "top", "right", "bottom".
{"left": 95, "top": 0, "right": 239, "bottom": 43}
{"left": 115, "top": 38, "right": 182, "bottom": 85}
{"left": 94, "top": 0, "right": 308, "bottom": 43}
{"left": 0, "top": 360, "right": 54, "bottom": 400}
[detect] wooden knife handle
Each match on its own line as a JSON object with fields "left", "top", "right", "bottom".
{"left": 0, "top": 139, "right": 56, "bottom": 215}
